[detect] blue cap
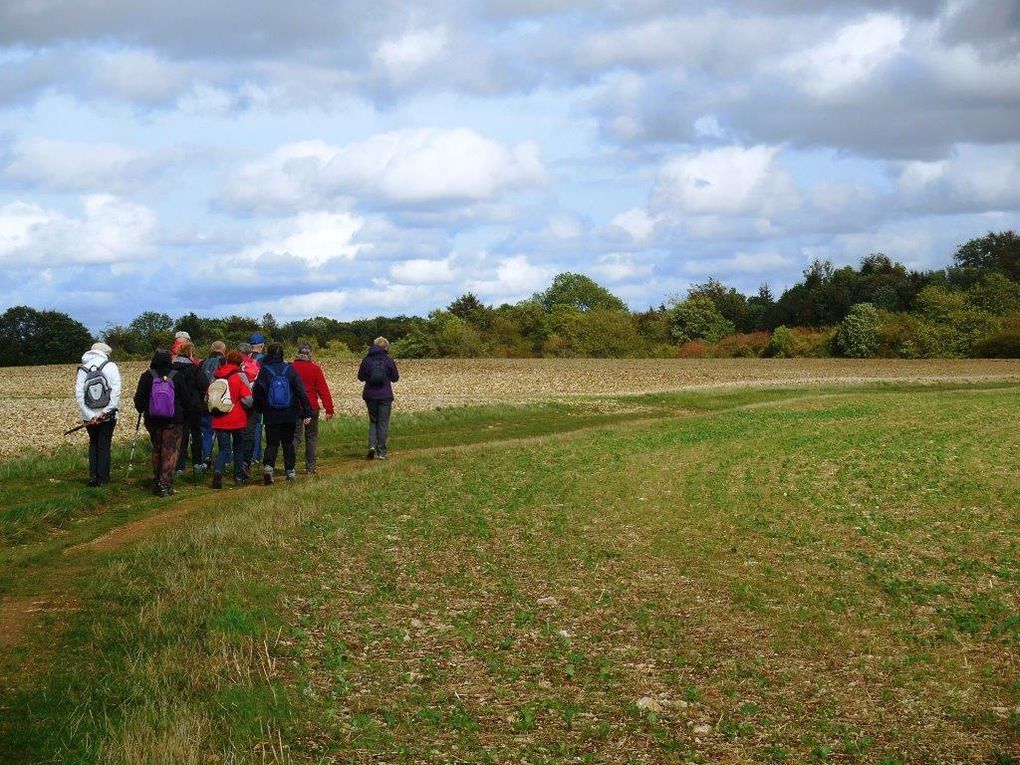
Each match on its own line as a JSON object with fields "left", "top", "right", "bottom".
{"left": 249, "top": 332, "right": 265, "bottom": 344}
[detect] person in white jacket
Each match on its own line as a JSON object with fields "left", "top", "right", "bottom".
{"left": 75, "top": 342, "right": 122, "bottom": 486}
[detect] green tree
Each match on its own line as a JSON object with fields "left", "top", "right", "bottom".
{"left": 954, "top": 231, "right": 1020, "bottom": 280}
{"left": 668, "top": 295, "right": 736, "bottom": 344}
{"left": 0, "top": 306, "right": 94, "bottom": 366}
{"left": 687, "top": 278, "right": 749, "bottom": 331}
{"left": 128, "top": 311, "right": 174, "bottom": 352}
{"left": 835, "top": 303, "right": 881, "bottom": 358}
{"left": 535, "top": 273, "right": 627, "bottom": 313}
{"left": 559, "top": 308, "right": 645, "bottom": 357}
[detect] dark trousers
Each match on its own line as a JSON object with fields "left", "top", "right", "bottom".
{"left": 147, "top": 423, "right": 182, "bottom": 488}
{"left": 214, "top": 429, "right": 247, "bottom": 481}
{"left": 243, "top": 411, "right": 263, "bottom": 466}
{"left": 200, "top": 412, "right": 215, "bottom": 461}
{"left": 86, "top": 418, "right": 116, "bottom": 484}
{"left": 264, "top": 422, "right": 297, "bottom": 472}
{"left": 176, "top": 414, "right": 203, "bottom": 471}
{"left": 366, "top": 399, "right": 392, "bottom": 456}
{"left": 293, "top": 412, "right": 319, "bottom": 471}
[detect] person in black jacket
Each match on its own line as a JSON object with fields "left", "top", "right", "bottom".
{"left": 252, "top": 343, "right": 312, "bottom": 484}
{"left": 172, "top": 341, "right": 207, "bottom": 478}
{"left": 133, "top": 349, "right": 202, "bottom": 497}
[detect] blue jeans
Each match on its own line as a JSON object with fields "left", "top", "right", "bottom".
{"left": 200, "top": 412, "right": 215, "bottom": 460}
{"left": 214, "top": 429, "right": 247, "bottom": 481}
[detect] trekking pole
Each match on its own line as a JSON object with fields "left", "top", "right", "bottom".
{"left": 63, "top": 422, "right": 88, "bottom": 436}
{"left": 126, "top": 412, "right": 143, "bottom": 480}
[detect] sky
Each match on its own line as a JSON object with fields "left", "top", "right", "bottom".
{"left": 0, "top": 0, "right": 1018, "bottom": 331}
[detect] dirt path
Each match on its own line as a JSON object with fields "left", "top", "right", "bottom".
{"left": 0, "top": 386, "right": 1009, "bottom": 649}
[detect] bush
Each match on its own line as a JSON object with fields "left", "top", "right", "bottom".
{"left": 971, "top": 332, "right": 1020, "bottom": 358}
{"left": 669, "top": 295, "right": 736, "bottom": 344}
{"left": 715, "top": 332, "right": 769, "bottom": 358}
{"left": 677, "top": 341, "right": 713, "bottom": 358}
{"left": 766, "top": 326, "right": 835, "bottom": 358}
{"left": 876, "top": 311, "right": 921, "bottom": 358}
{"left": 835, "top": 303, "right": 880, "bottom": 358}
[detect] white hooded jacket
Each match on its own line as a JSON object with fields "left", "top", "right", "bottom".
{"left": 75, "top": 349, "right": 122, "bottom": 421}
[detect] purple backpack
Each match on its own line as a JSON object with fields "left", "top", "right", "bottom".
{"left": 148, "top": 369, "right": 177, "bottom": 418}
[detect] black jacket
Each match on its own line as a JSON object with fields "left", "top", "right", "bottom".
{"left": 134, "top": 362, "right": 203, "bottom": 427}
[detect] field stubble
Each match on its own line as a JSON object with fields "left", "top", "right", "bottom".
{"left": 3, "top": 357, "right": 1018, "bottom": 460}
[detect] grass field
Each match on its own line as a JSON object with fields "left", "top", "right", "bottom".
{"left": 1, "top": 378, "right": 1019, "bottom": 763}
{"left": 3, "top": 357, "right": 1019, "bottom": 460}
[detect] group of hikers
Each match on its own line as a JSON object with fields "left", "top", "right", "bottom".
{"left": 73, "top": 333, "right": 399, "bottom": 496}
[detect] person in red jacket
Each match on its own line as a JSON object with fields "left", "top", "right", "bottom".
{"left": 292, "top": 343, "right": 334, "bottom": 474}
{"left": 210, "top": 350, "right": 254, "bottom": 488}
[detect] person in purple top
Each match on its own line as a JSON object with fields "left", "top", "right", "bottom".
{"left": 357, "top": 337, "right": 399, "bottom": 460}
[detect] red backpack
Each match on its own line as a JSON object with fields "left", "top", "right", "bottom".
{"left": 242, "top": 355, "right": 260, "bottom": 383}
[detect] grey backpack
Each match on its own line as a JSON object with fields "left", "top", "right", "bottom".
{"left": 80, "top": 360, "right": 112, "bottom": 409}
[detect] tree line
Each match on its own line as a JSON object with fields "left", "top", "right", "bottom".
{"left": 2, "top": 230, "right": 1018, "bottom": 366}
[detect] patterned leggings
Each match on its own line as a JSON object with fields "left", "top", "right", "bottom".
{"left": 147, "top": 423, "right": 182, "bottom": 487}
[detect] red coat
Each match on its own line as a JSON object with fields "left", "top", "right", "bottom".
{"left": 293, "top": 358, "right": 334, "bottom": 416}
{"left": 211, "top": 364, "right": 252, "bottom": 430}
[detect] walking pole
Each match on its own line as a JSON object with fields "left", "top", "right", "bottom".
{"left": 126, "top": 412, "right": 143, "bottom": 480}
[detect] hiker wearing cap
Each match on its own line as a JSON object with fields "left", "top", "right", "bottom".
{"left": 292, "top": 343, "right": 335, "bottom": 475}
{"left": 172, "top": 341, "right": 206, "bottom": 478}
{"left": 252, "top": 343, "right": 312, "bottom": 484}
{"left": 133, "top": 349, "right": 202, "bottom": 497}
{"left": 210, "top": 349, "right": 254, "bottom": 488}
{"left": 238, "top": 340, "right": 264, "bottom": 471}
{"left": 75, "top": 341, "right": 121, "bottom": 487}
{"left": 357, "top": 337, "right": 399, "bottom": 461}
{"left": 199, "top": 340, "right": 228, "bottom": 465}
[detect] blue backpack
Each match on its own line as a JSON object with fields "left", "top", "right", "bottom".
{"left": 263, "top": 364, "right": 293, "bottom": 409}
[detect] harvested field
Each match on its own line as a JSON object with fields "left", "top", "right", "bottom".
{"left": 4, "top": 357, "right": 1019, "bottom": 460}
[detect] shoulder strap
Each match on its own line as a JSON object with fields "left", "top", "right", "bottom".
{"left": 97, "top": 360, "right": 110, "bottom": 372}
{"left": 168, "top": 370, "right": 177, "bottom": 380}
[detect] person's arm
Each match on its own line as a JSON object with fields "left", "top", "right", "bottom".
{"left": 251, "top": 371, "right": 266, "bottom": 412}
{"left": 134, "top": 373, "right": 148, "bottom": 414}
{"left": 104, "top": 363, "right": 122, "bottom": 417}
{"left": 236, "top": 376, "right": 254, "bottom": 410}
{"left": 290, "top": 367, "right": 313, "bottom": 420}
{"left": 317, "top": 366, "right": 334, "bottom": 417}
{"left": 357, "top": 357, "right": 368, "bottom": 382}
{"left": 388, "top": 357, "right": 399, "bottom": 383}
{"left": 75, "top": 368, "right": 90, "bottom": 420}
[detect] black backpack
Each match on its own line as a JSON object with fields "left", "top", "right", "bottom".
{"left": 367, "top": 357, "right": 388, "bottom": 387}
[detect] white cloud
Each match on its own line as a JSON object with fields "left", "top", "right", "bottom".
{"left": 389, "top": 257, "right": 457, "bottom": 284}
{"left": 220, "top": 128, "right": 547, "bottom": 213}
{"left": 374, "top": 27, "right": 449, "bottom": 86}
{"left": 897, "top": 144, "right": 1020, "bottom": 212}
{"left": 651, "top": 145, "right": 799, "bottom": 218}
{"left": 609, "top": 208, "right": 655, "bottom": 242}
{"left": 3, "top": 138, "right": 160, "bottom": 192}
{"left": 466, "top": 254, "right": 554, "bottom": 299}
{"left": 685, "top": 250, "right": 792, "bottom": 276}
{"left": 0, "top": 194, "right": 155, "bottom": 265}
{"left": 591, "top": 253, "right": 652, "bottom": 282}
{"left": 240, "top": 211, "right": 363, "bottom": 267}
{"left": 780, "top": 14, "right": 907, "bottom": 99}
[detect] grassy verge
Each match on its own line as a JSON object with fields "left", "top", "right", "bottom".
{"left": 2, "top": 383, "right": 1018, "bottom": 763}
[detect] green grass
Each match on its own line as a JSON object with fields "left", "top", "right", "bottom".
{"left": 1, "top": 382, "right": 1018, "bottom": 763}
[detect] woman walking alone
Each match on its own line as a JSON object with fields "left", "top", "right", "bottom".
{"left": 357, "top": 337, "right": 399, "bottom": 460}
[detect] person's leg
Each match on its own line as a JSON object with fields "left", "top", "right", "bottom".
{"left": 190, "top": 417, "right": 203, "bottom": 468}
{"left": 243, "top": 411, "right": 256, "bottom": 471}
{"left": 175, "top": 422, "right": 190, "bottom": 472}
{"left": 86, "top": 423, "right": 100, "bottom": 484}
{"left": 97, "top": 418, "right": 115, "bottom": 483}
{"left": 201, "top": 412, "right": 214, "bottom": 464}
{"left": 232, "top": 429, "right": 246, "bottom": 482}
{"left": 305, "top": 413, "right": 319, "bottom": 473}
{"left": 281, "top": 423, "right": 297, "bottom": 475}
{"left": 148, "top": 424, "right": 161, "bottom": 488}
{"left": 263, "top": 423, "right": 281, "bottom": 476}
{"left": 366, "top": 400, "right": 379, "bottom": 456}
{"left": 214, "top": 430, "right": 232, "bottom": 474}
{"left": 253, "top": 414, "right": 264, "bottom": 461}
{"left": 377, "top": 402, "right": 392, "bottom": 457}
{"left": 162, "top": 424, "right": 182, "bottom": 489}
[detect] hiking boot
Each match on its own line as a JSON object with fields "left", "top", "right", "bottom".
{"left": 377, "top": 454, "right": 387, "bottom": 461}
{"left": 286, "top": 469, "right": 296, "bottom": 481}
{"left": 194, "top": 463, "right": 206, "bottom": 473}
{"left": 175, "top": 469, "right": 184, "bottom": 478}
{"left": 157, "top": 484, "right": 172, "bottom": 498}
{"left": 366, "top": 447, "right": 376, "bottom": 460}
{"left": 263, "top": 467, "right": 273, "bottom": 486}
{"left": 87, "top": 478, "right": 100, "bottom": 487}
{"left": 211, "top": 473, "right": 223, "bottom": 490}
